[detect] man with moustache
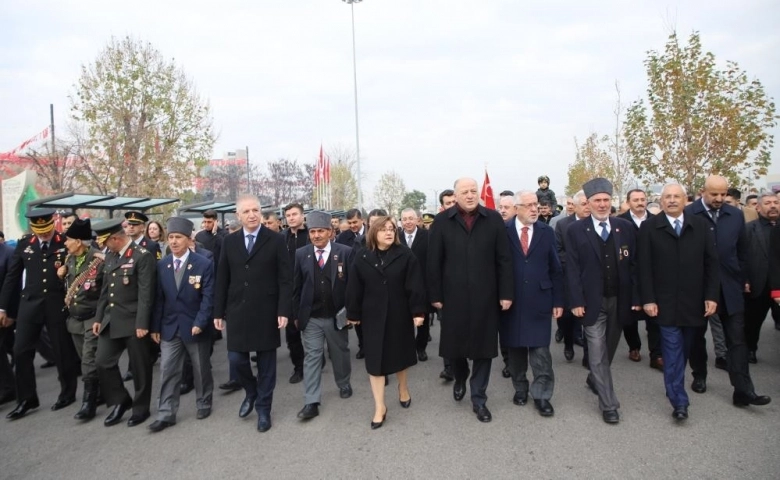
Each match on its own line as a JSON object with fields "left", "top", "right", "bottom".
{"left": 618, "top": 189, "right": 663, "bottom": 370}
{"left": 743, "top": 193, "right": 780, "bottom": 363}
{"left": 214, "top": 194, "right": 292, "bottom": 433}
{"left": 686, "top": 175, "right": 770, "bottom": 407}
{"left": 565, "top": 178, "right": 639, "bottom": 424}
{"left": 428, "top": 178, "right": 513, "bottom": 423}
{"left": 638, "top": 184, "right": 719, "bottom": 421}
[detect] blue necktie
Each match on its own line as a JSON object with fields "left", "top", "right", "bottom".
{"left": 246, "top": 234, "right": 255, "bottom": 253}
{"left": 599, "top": 222, "right": 609, "bottom": 241}
{"left": 674, "top": 219, "right": 682, "bottom": 236}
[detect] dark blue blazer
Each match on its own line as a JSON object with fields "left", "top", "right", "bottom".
{"left": 500, "top": 219, "right": 564, "bottom": 347}
{"left": 684, "top": 200, "right": 747, "bottom": 314}
{"left": 292, "top": 242, "right": 354, "bottom": 331}
{"left": 564, "top": 215, "right": 638, "bottom": 326}
{"left": 152, "top": 251, "right": 214, "bottom": 343}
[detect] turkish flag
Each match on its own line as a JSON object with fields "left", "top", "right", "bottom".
{"left": 480, "top": 170, "right": 496, "bottom": 209}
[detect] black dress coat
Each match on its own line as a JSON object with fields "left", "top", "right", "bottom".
{"left": 399, "top": 227, "right": 435, "bottom": 313}
{"left": 427, "top": 206, "right": 514, "bottom": 359}
{"left": 214, "top": 227, "right": 293, "bottom": 352}
{"left": 345, "top": 244, "right": 426, "bottom": 376}
{"left": 638, "top": 213, "right": 720, "bottom": 327}
{"left": 743, "top": 217, "right": 773, "bottom": 297}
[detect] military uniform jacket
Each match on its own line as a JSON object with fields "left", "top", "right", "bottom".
{"left": 134, "top": 236, "right": 161, "bottom": 260}
{"left": 65, "top": 247, "right": 105, "bottom": 320}
{"left": 94, "top": 244, "right": 157, "bottom": 339}
{"left": 0, "top": 233, "right": 68, "bottom": 323}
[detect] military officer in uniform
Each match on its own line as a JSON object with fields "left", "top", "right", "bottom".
{"left": 123, "top": 211, "right": 162, "bottom": 260}
{"left": 92, "top": 219, "right": 157, "bottom": 427}
{"left": 0, "top": 209, "right": 81, "bottom": 419}
{"left": 57, "top": 218, "right": 106, "bottom": 421}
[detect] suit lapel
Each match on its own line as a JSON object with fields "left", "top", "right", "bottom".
{"left": 583, "top": 218, "right": 603, "bottom": 262}
{"left": 247, "top": 228, "right": 269, "bottom": 260}
{"left": 506, "top": 221, "right": 522, "bottom": 255}
{"left": 526, "top": 222, "right": 544, "bottom": 256}
{"left": 755, "top": 222, "right": 769, "bottom": 256}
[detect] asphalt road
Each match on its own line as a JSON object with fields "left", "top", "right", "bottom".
{"left": 1, "top": 320, "right": 778, "bottom": 480}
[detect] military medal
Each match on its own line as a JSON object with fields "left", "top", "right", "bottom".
{"left": 337, "top": 263, "right": 344, "bottom": 279}
{"left": 83, "top": 282, "right": 91, "bottom": 290}
{"left": 123, "top": 276, "right": 130, "bottom": 285}
{"left": 55, "top": 261, "right": 62, "bottom": 268}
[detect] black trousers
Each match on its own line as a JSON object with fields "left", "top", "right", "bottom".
{"left": 622, "top": 311, "right": 662, "bottom": 359}
{"left": 557, "top": 310, "right": 576, "bottom": 349}
{"left": 744, "top": 288, "right": 780, "bottom": 352}
{"left": 415, "top": 313, "right": 432, "bottom": 352}
{"left": 0, "top": 326, "right": 15, "bottom": 396}
{"left": 96, "top": 332, "right": 153, "bottom": 415}
{"left": 14, "top": 317, "right": 80, "bottom": 403}
{"left": 285, "top": 324, "right": 304, "bottom": 372}
{"left": 452, "top": 357, "right": 492, "bottom": 407}
{"left": 690, "top": 304, "right": 754, "bottom": 395}
{"left": 229, "top": 349, "right": 276, "bottom": 415}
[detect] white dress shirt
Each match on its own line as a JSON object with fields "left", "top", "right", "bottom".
{"left": 313, "top": 242, "right": 332, "bottom": 264}
{"left": 591, "top": 216, "right": 611, "bottom": 235}
{"left": 514, "top": 218, "right": 534, "bottom": 246}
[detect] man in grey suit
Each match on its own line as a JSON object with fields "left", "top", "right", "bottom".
{"left": 293, "top": 211, "right": 353, "bottom": 420}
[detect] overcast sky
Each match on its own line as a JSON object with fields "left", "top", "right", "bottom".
{"left": 1, "top": 0, "right": 778, "bottom": 207}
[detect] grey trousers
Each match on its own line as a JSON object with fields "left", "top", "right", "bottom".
{"left": 708, "top": 314, "right": 728, "bottom": 359}
{"left": 584, "top": 297, "right": 621, "bottom": 411}
{"left": 301, "top": 317, "right": 351, "bottom": 405}
{"left": 507, "top": 346, "right": 554, "bottom": 400}
{"left": 67, "top": 316, "right": 98, "bottom": 382}
{"left": 156, "top": 336, "right": 213, "bottom": 423}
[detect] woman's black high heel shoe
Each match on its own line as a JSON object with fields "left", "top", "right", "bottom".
{"left": 399, "top": 387, "right": 411, "bottom": 408}
{"left": 371, "top": 408, "right": 387, "bottom": 430}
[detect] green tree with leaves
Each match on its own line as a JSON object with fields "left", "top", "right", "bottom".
{"left": 624, "top": 31, "right": 777, "bottom": 193}
{"left": 565, "top": 133, "right": 616, "bottom": 195}
{"left": 70, "top": 36, "right": 215, "bottom": 197}
{"left": 400, "top": 190, "right": 427, "bottom": 212}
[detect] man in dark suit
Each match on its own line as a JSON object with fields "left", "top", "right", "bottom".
{"left": 194, "top": 209, "right": 226, "bottom": 269}
{"left": 92, "top": 218, "right": 157, "bottom": 427}
{"left": 283, "top": 203, "right": 309, "bottom": 384}
{"left": 292, "top": 211, "right": 353, "bottom": 420}
{"left": 500, "top": 191, "right": 563, "bottom": 417}
{"left": 0, "top": 240, "right": 16, "bottom": 406}
{"left": 0, "top": 209, "right": 81, "bottom": 419}
{"left": 565, "top": 178, "right": 639, "bottom": 424}
{"left": 618, "top": 188, "right": 662, "bottom": 369}
{"left": 335, "top": 208, "right": 365, "bottom": 248}
{"left": 148, "top": 217, "right": 215, "bottom": 432}
{"left": 744, "top": 193, "right": 780, "bottom": 362}
{"left": 399, "top": 208, "right": 434, "bottom": 362}
{"left": 214, "top": 194, "right": 293, "bottom": 433}
{"left": 428, "top": 178, "right": 514, "bottom": 423}
{"left": 686, "top": 175, "right": 771, "bottom": 407}
{"left": 554, "top": 190, "right": 590, "bottom": 363}
{"left": 123, "top": 211, "right": 162, "bottom": 260}
{"left": 638, "top": 184, "right": 720, "bottom": 421}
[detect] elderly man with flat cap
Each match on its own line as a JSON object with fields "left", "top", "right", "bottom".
{"left": 0, "top": 209, "right": 81, "bottom": 420}
{"left": 123, "top": 211, "right": 162, "bottom": 260}
{"left": 57, "top": 218, "right": 107, "bottom": 421}
{"left": 148, "top": 217, "right": 215, "bottom": 432}
{"left": 565, "top": 178, "right": 640, "bottom": 424}
{"left": 292, "top": 211, "right": 354, "bottom": 420}
{"left": 92, "top": 218, "right": 157, "bottom": 427}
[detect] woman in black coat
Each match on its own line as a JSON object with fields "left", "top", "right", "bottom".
{"left": 346, "top": 216, "right": 427, "bottom": 429}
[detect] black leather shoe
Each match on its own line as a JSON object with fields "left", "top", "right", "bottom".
{"left": 453, "top": 381, "right": 466, "bottom": 401}
{"left": 5, "top": 399, "right": 40, "bottom": 420}
{"left": 775, "top": 322, "right": 780, "bottom": 331}
{"left": 179, "top": 383, "right": 194, "bottom": 395}
{"left": 715, "top": 357, "right": 728, "bottom": 370}
{"left": 104, "top": 399, "right": 131, "bottom": 426}
{"left": 219, "top": 380, "right": 242, "bottom": 392}
{"left": 297, "top": 403, "right": 319, "bottom": 420}
{"left": 370, "top": 408, "right": 387, "bottom": 430}
{"left": 399, "top": 387, "right": 411, "bottom": 408}
{"left": 0, "top": 391, "right": 16, "bottom": 406}
{"left": 257, "top": 414, "right": 272, "bottom": 432}
{"left": 51, "top": 397, "right": 76, "bottom": 411}
{"left": 564, "top": 349, "right": 574, "bottom": 362}
{"left": 439, "top": 368, "right": 454, "bottom": 382}
{"left": 355, "top": 349, "right": 365, "bottom": 360}
{"left": 122, "top": 371, "right": 133, "bottom": 382}
{"left": 555, "top": 328, "right": 563, "bottom": 343}
{"left": 513, "top": 393, "right": 527, "bottom": 406}
{"left": 473, "top": 405, "right": 492, "bottom": 423}
{"left": 148, "top": 420, "right": 174, "bottom": 432}
{"left": 672, "top": 406, "right": 688, "bottom": 421}
{"left": 602, "top": 410, "right": 619, "bottom": 424}
{"left": 417, "top": 350, "right": 428, "bottom": 362}
{"left": 733, "top": 392, "right": 771, "bottom": 407}
{"left": 748, "top": 351, "right": 757, "bottom": 364}
{"left": 289, "top": 370, "right": 303, "bottom": 384}
{"left": 239, "top": 396, "right": 256, "bottom": 418}
{"left": 586, "top": 376, "right": 598, "bottom": 395}
{"left": 250, "top": 355, "right": 257, "bottom": 362}
{"left": 573, "top": 337, "right": 585, "bottom": 347}
{"left": 127, "top": 411, "right": 150, "bottom": 427}
{"left": 691, "top": 377, "right": 707, "bottom": 394}
{"left": 534, "top": 399, "right": 554, "bottom": 417}
{"left": 339, "top": 385, "right": 353, "bottom": 399}
{"left": 501, "top": 366, "right": 511, "bottom": 378}
{"left": 582, "top": 354, "right": 590, "bottom": 369}
{"left": 196, "top": 408, "right": 211, "bottom": 419}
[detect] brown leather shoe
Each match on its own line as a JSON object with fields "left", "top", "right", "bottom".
{"left": 650, "top": 357, "right": 664, "bottom": 370}
{"left": 628, "top": 349, "right": 641, "bottom": 362}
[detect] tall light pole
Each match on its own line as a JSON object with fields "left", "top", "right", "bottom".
{"left": 343, "top": 0, "right": 363, "bottom": 210}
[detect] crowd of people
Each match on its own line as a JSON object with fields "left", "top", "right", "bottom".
{"left": 0, "top": 173, "right": 777, "bottom": 433}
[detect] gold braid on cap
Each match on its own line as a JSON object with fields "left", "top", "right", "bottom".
{"left": 30, "top": 218, "right": 55, "bottom": 235}
{"left": 96, "top": 232, "right": 111, "bottom": 245}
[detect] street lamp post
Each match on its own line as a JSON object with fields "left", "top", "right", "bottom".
{"left": 343, "top": 0, "right": 363, "bottom": 210}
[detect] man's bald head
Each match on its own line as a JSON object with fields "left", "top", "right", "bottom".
{"left": 704, "top": 175, "right": 728, "bottom": 192}
{"left": 454, "top": 177, "right": 479, "bottom": 212}
{"left": 702, "top": 175, "right": 728, "bottom": 210}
